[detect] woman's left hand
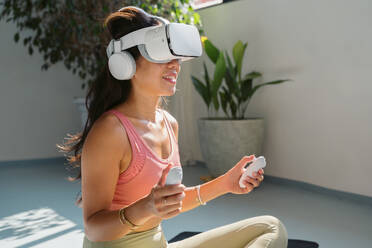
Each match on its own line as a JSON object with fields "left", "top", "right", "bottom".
{"left": 222, "top": 155, "right": 265, "bottom": 195}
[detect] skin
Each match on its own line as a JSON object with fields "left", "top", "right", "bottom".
{"left": 81, "top": 55, "right": 265, "bottom": 242}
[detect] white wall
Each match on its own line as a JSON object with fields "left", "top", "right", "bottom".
{"left": 171, "top": 0, "right": 372, "bottom": 197}
{"left": 0, "top": 22, "right": 84, "bottom": 161}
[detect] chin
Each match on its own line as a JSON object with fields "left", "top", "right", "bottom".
{"left": 164, "top": 91, "right": 176, "bottom": 97}
{"left": 161, "top": 88, "right": 176, "bottom": 97}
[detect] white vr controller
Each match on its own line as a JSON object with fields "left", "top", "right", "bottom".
{"left": 165, "top": 166, "right": 183, "bottom": 185}
{"left": 239, "top": 156, "right": 266, "bottom": 188}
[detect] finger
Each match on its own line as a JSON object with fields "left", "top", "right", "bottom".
{"left": 163, "top": 192, "right": 185, "bottom": 206}
{"left": 260, "top": 175, "right": 264, "bottom": 181}
{"left": 162, "top": 207, "right": 182, "bottom": 219}
{"left": 253, "top": 170, "right": 264, "bottom": 177}
{"left": 253, "top": 173, "right": 264, "bottom": 182}
{"left": 245, "top": 177, "right": 259, "bottom": 188}
{"left": 258, "top": 169, "right": 264, "bottom": 175}
{"left": 253, "top": 171, "right": 260, "bottom": 177}
{"left": 158, "top": 184, "right": 186, "bottom": 198}
{"left": 158, "top": 163, "right": 173, "bottom": 187}
{"left": 237, "top": 155, "right": 256, "bottom": 170}
{"left": 243, "top": 181, "right": 254, "bottom": 192}
{"left": 159, "top": 202, "right": 182, "bottom": 215}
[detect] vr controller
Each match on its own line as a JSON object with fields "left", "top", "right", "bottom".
{"left": 239, "top": 156, "right": 266, "bottom": 188}
{"left": 165, "top": 166, "right": 183, "bottom": 185}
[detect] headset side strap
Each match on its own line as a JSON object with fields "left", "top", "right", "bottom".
{"left": 120, "top": 26, "right": 160, "bottom": 50}
{"left": 106, "top": 40, "right": 114, "bottom": 58}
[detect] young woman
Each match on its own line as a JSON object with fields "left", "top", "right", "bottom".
{"left": 58, "top": 6, "right": 288, "bottom": 248}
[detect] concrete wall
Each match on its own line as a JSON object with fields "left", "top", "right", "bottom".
{"left": 173, "top": 0, "right": 371, "bottom": 197}
{"left": 0, "top": 22, "right": 84, "bottom": 161}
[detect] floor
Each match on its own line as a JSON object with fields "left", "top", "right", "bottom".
{"left": 0, "top": 158, "right": 371, "bottom": 247}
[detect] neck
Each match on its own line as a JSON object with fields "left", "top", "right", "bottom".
{"left": 118, "top": 91, "right": 163, "bottom": 123}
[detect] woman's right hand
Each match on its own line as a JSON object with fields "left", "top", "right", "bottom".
{"left": 142, "top": 164, "right": 186, "bottom": 220}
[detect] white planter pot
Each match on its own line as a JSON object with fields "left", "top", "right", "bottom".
{"left": 73, "top": 97, "right": 88, "bottom": 129}
{"left": 197, "top": 118, "right": 264, "bottom": 177}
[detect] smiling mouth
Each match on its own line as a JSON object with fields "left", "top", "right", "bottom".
{"left": 162, "top": 76, "right": 177, "bottom": 84}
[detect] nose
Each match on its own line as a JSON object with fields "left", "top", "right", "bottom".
{"left": 167, "top": 59, "right": 181, "bottom": 68}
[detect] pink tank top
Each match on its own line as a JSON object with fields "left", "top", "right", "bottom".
{"left": 104, "top": 109, "right": 182, "bottom": 211}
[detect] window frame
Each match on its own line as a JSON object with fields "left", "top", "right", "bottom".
{"left": 191, "top": 0, "right": 239, "bottom": 11}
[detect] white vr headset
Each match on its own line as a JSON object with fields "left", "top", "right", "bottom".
{"left": 106, "top": 6, "right": 203, "bottom": 80}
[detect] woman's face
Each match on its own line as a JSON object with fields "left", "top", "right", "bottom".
{"left": 131, "top": 56, "right": 181, "bottom": 97}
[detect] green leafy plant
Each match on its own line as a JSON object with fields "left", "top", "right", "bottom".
{"left": 191, "top": 38, "right": 291, "bottom": 119}
{"left": 0, "top": 0, "right": 203, "bottom": 90}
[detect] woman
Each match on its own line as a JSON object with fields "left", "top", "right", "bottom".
{"left": 58, "top": 6, "right": 288, "bottom": 248}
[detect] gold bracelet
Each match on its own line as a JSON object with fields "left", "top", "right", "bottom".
{"left": 196, "top": 185, "right": 206, "bottom": 205}
{"left": 119, "top": 207, "right": 141, "bottom": 230}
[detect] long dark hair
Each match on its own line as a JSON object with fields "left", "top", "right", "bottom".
{"left": 57, "top": 7, "right": 164, "bottom": 207}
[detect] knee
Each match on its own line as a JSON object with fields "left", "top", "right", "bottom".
{"left": 260, "top": 215, "right": 283, "bottom": 227}
{"left": 265, "top": 215, "right": 287, "bottom": 230}
{"left": 261, "top": 215, "right": 288, "bottom": 245}
{"left": 237, "top": 215, "right": 288, "bottom": 247}
{"left": 258, "top": 216, "right": 288, "bottom": 237}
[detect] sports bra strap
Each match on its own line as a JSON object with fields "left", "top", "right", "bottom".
{"left": 161, "top": 109, "right": 177, "bottom": 143}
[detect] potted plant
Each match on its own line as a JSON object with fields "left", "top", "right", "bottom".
{"left": 0, "top": 0, "right": 204, "bottom": 128}
{"left": 191, "top": 38, "right": 291, "bottom": 177}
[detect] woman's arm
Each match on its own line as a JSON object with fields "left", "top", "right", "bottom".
{"left": 164, "top": 111, "right": 230, "bottom": 212}
{"left": 180, "top": 155, "right": 264, "bottom": 213}
{"left": 180, "top": 175, "right": 229, "bottom": 213}
{"left": 165, "top": 112, "right": 262, "bottom": 213}
{"left": 81, "top": 114, "right": 152, "bottom": 242}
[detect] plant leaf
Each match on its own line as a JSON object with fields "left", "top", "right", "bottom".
{"left": 221, "top": 86, "right": 234, "bottom": 117}
{"left": 243, "top": 71, "right": 262, "bottom": 80}
{"left": 241, "top": 78, "right": 253, "bottom": 101}
{"left": 230, "top": 98, "right": 237, "bottom": 119}
{"left": 204, "top": 39, "right": 220, "bottom": 64}
{"left": 225, "top": 50, "right": 236, "bottom": 79}
{"left": 203, "top": 61, "right": 211, "bottom": 97}
{"left": 28, "top": 46, "right": 33, "bottom": 55}
{"left": 249, "top": 79, "right": 292, "bottom": 99}
{"left": 219, "top": 91, "right": 228, "bottom": 116}
{"left": 232, "top": 40, "right": 247, "bottom": 80}
{"left": 14, "top": 32, "right": 19, "bottom": 42}
{"left": 211, "top": 52, "right": 226, "bottom": 100}
{"left": 191, "top": 76, "right": 210, "bottom": 108}
{"left": 225, "top": 66, "right": 239, "bottom": 98}
{"left": 212, "top": 94, "right": 219, "bottom": 111}
{"left": 240, "top": 71, "right": 261, "bottom": 101}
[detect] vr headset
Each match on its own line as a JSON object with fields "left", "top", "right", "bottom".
{"left": 106, "top": 6, "right": 203, "bottom": 80}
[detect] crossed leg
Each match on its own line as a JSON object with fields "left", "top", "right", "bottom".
{"left": 167, "top": 215, "right": 288, "bottom": 248}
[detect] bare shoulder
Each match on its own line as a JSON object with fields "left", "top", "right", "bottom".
{"left": 162, "top": 109, "right": 179, "bottom": 142}
{"left": 83, "top": 112, "right": 131, "bottom": 170}
{"left": 81, "top": 112, "right": 130, "bottom": 224}
{"left": 84, "top": 112, "right": 128, "bottom": 153}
